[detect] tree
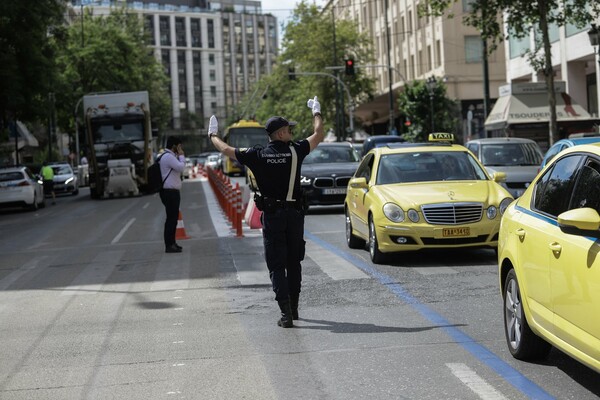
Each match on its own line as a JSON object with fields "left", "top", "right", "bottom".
{"left": 397, "top": 79, "right": 459, "bottom": 142}
{"left": 425, "top": 0, "right": 600, "bottom": 145}
{"left": 237, "top": 1, "right": 376, "bottom": 138}
{"left": 51, "top": 7, "right": 171, "bottom": 133}
{"left": 0, "top": 1, "right": 65, "bottom": 127}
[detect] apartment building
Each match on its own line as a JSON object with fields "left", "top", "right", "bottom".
{"left": 73, "top": 0, "right": 277, "bottom": 130}
{"left": 324, "top": 0, "right": 507, "bottom": 141}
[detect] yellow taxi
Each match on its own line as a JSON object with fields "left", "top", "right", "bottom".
{"left": 345, "top": 133, "right": 513, "bottom": 263}
{"left": 498, "top": 144, "right": 600, "bottom": 373}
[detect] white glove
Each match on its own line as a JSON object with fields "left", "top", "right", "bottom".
{"left": 208, "top": 115, "right": 218, "bottom": 137}
{"left": 307, "top": 96, "right": 321, "bottom": 115}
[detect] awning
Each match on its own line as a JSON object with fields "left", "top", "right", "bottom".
{"left": 3, "top": 120, "right": 39, "bottom": 150}
{"left": 354, "top": 91, "right": 398, "bottom": 125}
{"left": 485, "top": 82, "right": 600, "bottom": 131}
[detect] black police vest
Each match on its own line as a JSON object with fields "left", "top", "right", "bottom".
{"left": 236, "top": 140, "right": 309, "bottom": 201}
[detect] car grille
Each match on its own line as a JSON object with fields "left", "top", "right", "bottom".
{"left": 313, "top": 176, "right": 352, "bottom": 188}
{"left": 421, "top": 202, "right": 483, "bottom": 225}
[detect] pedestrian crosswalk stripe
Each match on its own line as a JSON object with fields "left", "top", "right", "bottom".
{"left": 61, "top": 250, "right": 124, "bottom": 295}
{"left": 305, "top": 241, "right": 368, "bottom": 280}
{"left": 151, "top": 249, "right": 191, "bottom": 291}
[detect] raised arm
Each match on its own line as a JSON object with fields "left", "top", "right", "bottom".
{"left": 207, "top": 115, "right": 237, "bottom": 161}
{"left": 306, "top": 96, "right": 324, "bottom": 152}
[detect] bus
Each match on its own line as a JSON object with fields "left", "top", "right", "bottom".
{"left": 222, "top": 119, "right": 268, "bottom": 176}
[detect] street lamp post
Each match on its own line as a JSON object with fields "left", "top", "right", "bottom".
{"left": 426, "top": 77, "right": 437, "bottom": 132}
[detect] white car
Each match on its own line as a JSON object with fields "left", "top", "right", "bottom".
{"left": 0, "top": 166, "right": 46, "bottom": 211}
{"left": 49, "top": 162, "right": 79, "bottom": 196}
{"left": 205, "top": 154, "right": 220, "bottom": 170}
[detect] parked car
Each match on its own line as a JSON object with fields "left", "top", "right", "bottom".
{"left": 300, "top": 142, "right": 361, "bottom": 207}
{"left": 465, "top": 137, "right": 544, "bottom": 198}
{"left": 498, "top": 143, "right": 600, "bottom": 373}
{"left": 540, "top": 134, "right": 600, "bottom": 168}
{"left": 361, "top": 135, "right": 405, "bottom": 157}
{"left": 49, "top": 162, "right": 79, "bottom": 196}
{"left": 0, "top": 165, "right": 45, "bottom": 211}
{"left": 345, "top": 133, "right": 513, "bottom": 263}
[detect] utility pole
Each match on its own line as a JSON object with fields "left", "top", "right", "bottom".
{"left": 482, "top": 38, "right": 490, "bottom": 138}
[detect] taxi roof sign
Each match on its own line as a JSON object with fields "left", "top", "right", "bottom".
{"left": 428, "top": 132, "right": 454, "bottom": 142}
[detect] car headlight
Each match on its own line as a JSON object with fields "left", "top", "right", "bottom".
{"left": 300, "top": 176, "right": 312, "bottom": 186}
{"left": 499, "top": 197, "right": 513, "bottom": 215}
{"left": 486, "top": 205, "right": 497, "bottom": 220}
{"left": 407, "top": 209, "right": 420, "bottom": 223}
{"left": 65, "top": 177, "right": 73, "bottom": 184}
{"left": 383, "top": 203, "right": 405, "bottom": 222}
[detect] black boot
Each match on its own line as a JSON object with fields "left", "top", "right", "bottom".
{"left": 277, "top": 300, "right": 294, "bottom": 328}
{"left": 290, "top": 293, "right": 299, "bottom": 320}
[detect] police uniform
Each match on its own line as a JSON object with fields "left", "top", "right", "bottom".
{"left": 235, "top": 118, "right": 310, "bottom": 321}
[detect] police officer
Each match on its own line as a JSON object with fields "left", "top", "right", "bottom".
{"left": 208, "top": 96, "right": 324, "bottom": 328}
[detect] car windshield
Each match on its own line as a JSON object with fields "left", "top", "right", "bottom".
{"left": 51, "top": 165, "right": 73, "bottom": 175}
{"left": 376, "top": 151, "right": 488, "bottom": 184}
{"left": 303, "top": 146, "right": 360, "bottom": 164}
{"left": 481, "top": 143, "right": 542, "bottom": 166}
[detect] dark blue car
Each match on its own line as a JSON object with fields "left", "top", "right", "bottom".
{"left": 541, "top": 135, "right": 600, "bottom": 168}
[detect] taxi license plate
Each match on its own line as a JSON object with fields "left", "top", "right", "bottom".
{"left": 442, "top": 227, "right": 470, "bottom": 237}
{"left": 322, "top": 188, "right": 346, "bottom": 195}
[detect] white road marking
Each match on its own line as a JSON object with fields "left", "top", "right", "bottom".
{"left": 201, "top": 180, "right": 231, "bottom": 237}
{"left": 446, "top": 363, "right": 508, "bottom": 400}
{"left": 233, "top": 252, "right": 271, "bottom": 285}
{"left": 413, "top": 266, "right": 459, "bottom": 275}
{"left": 306, "top": 241, "right": 369, "bottom": 280}
{"left": 111, "top": 218, "right": 135, "bottom": 244}
{"left": 143, "top": 202, "right": 150, "bottom": 209}
{"left": 61, "top": 250, "right": 124, "bottom": 295}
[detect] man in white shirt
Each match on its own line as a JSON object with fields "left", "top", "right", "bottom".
{"left": 159, "top": 136, "right": 186, "bottom": 253}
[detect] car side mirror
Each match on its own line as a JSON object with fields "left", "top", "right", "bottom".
{"left": 492, "top": 171, "right": 506, "bottom": 183}
{"left": 558, "top": 207, "right": 600, "bottom": 238}
{"left": 349, "top": 177, "right": 368, "bottom": 189}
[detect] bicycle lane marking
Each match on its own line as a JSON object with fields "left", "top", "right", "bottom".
{"left": 305, "top": 231, "right": 554, "bottom": 400}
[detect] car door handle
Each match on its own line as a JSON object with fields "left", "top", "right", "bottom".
{"left": 549, "top": 242, "right": 562, "bottom": 254}
{"left": 515, "top": 228, "right": 526, "bottom": 240}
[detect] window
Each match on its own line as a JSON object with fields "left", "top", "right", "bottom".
{"left": 159, "top": 16, "right": 170, "bottom": 46}
{"left": 207, "top": 19, "right": 215, "bottom": 48}
{"left": 508, "top": 27, "right": 529, "bottom": 59}
{"left": 355, "top": 154, "right": 374, "bottom": 183}
{"left": 465, "top": 36, "right": 483, "bottom": 63}
{"left": 175, "top": 17, "right": 185, "bottom": 47}
{"left": 191, "top": 18, "right": 201, "bottom": 47}
{"left": 533, "top": 155, "right": 583, "bottom": 217}
{"left": 570, "top": 160, "right": 600, "bottom": 214}
{"left": 209, "top": 54, "right": 215, "bottom": 65}
{"left": 210, "top": 86, "right": 217, "bottom": 97}
{"left": 209, "top": 70, "right": 216, "bottom": 81}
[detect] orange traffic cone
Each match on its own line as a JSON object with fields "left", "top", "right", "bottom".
{"left": 176, "top": 211, "right": 191, "bottom": 240}
{"left": 244, "top": 197, "right": 263, "bottom": 229}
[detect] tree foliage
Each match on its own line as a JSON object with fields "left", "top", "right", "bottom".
{"left": 235, "top": 1, "right": 376, "bottom": 138}
{"left": 397, "top": 79, "right": 459, "bottom": 142}
{"left": 51, "top": 7, "right": 171, "bottom": 132}
{"left": 0, "top": 0, "right": 65, "bottom": 125}
{"left": 425, "top": 0, "right": 600, "bottom": 144}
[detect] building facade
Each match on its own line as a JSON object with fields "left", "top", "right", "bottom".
{"left": 504, "top": 17, "right": 600, "bottom": 121}
{"left": 73, "top": 0, "right": 277, "bottom": 131}
{"left": 324, "top": 0, "right": 507, "bottom": 141}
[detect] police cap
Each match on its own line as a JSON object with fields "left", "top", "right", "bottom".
{"left": 265, "top": 116, "right": 297, "bottom": 135}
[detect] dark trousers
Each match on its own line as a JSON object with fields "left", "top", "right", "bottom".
{"left": 261, "top": 207, "right": 306, "bottom": 302}
{"left": 159, "top": 189, "right": 180, "bottom": 246}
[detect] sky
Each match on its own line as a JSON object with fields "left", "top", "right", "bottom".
{"left": 260, "top": 0, "right": 328, "bottom": 46}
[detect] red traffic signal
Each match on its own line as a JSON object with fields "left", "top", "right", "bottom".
{"left": 345, "top": 59, "right": 355, "bottom": 76}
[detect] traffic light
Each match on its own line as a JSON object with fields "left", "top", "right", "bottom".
{"left": 345, "top": 59, "right": 355, "bottom": 76}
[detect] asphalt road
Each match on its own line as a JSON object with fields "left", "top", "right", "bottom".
{"left": 0, "top": 177, "right": 598, "bottom": 399}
